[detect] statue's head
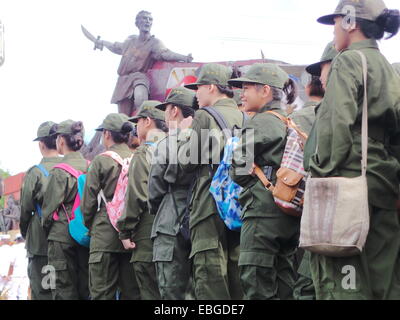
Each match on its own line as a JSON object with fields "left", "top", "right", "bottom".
{"left": 135, "top": 11, "right": 153, "bottom": 33}
{"left": 7, "top": 195, "right": 14, "bottom": 206}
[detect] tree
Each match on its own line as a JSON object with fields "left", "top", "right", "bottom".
{"left": 0, "top": 167, "right": 10, "bottom": 209}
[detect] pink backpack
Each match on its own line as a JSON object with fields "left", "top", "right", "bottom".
{"left": 99, "top": 151, "right": 133, "bottom": 232}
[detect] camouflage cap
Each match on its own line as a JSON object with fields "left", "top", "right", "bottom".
{"left": 156, "top": 87, "right": 197, "bottom": 111}
{"left": 185, "top": 63, "right": 232, "bottom": 90}
{"left": 95, "top": 113, "right": 131, "bottom": 132}
{"left": 129, "top": 100, "right": 165, "bottom": 123}
{"left": 228, "top": 63, "right": 289, "bottom": 89}
{"left": 33, "top": 121, "right": 57, "bottom": 141}
{"left": 55, "top": 119, "right": 84, "bottom": 135}
{"left": 318, "top": 0, "right": 387, "bottom": 25}
{"left": 306, "top": 41, "right": 339, "bottom": 76}
{"left": 393, "top": 63, "right": 400, "bottom": 77}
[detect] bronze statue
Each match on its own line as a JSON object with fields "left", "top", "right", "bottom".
{"left": 0, "top": 196, "right": 20, "bottom": 232}
{"left": 82, "top": 10, "right": 193, "bottom": 116}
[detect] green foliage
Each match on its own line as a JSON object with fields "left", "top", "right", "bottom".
{"left": 0, "top": 168, "right": 10, "bottom": 209}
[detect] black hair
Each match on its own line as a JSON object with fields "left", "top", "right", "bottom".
{"left": 215, "top": 84, "right": 234, "bottom": 98}
{"left": 175, "top": 104, "right": 195, "bottom": 118}
{"left": 108, "top": 122, "right": 133, "bottom": 144}
{"left": 307, "top": 76, "right": 325, "bottom": 98}
{"left": 153, "top": 119, "right": 168, "bottom": 133}
{"left": 41, "top": 124, "right": 58, "bottom": 150}
{"left": 282, "top": 78, "right": 297, "bottom": 105}
{"left": 61, "top": 121, "right": 84, "bottom": 152}
{"left": 358, "top": 9, "right": 400, "bottom": 40}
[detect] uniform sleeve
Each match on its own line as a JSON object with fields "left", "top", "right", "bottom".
{"left": 178, "top": 110, "right": 210, "bottom": 173}
{"left": 148, "top": 142, "right": 169, "bottom": 216}
{"left": 41, "top": 169, "right": 67, "bottom": 232}
{"left": 117, "top": 150, "right": 149, "bottom": 240}
{"left": 308, "top": 52, "right": 362, "bottom": 177}
{"left": 231, "top": 114, "right": 286, "bottom": 188}
{"left": 81, "top": 158, "right": 102, "bottom": 230}
{"left": 19, "top": 169, "right": 38, "bottom": 238}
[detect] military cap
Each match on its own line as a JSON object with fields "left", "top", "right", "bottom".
{"left": 55, "top": 119, "right": 84, "bottom": 136}
{"left": 129, "top": 100, "right": 165, "bottom": 123}
{"left": 228, "top": 63, "right": 289, "bottom": 89}
{"left": 185, "top": 63, "right": 232, "bottom": 90}
{"left": 156, "top": 87, "right": 197, "bottom": 111}
{"left": 318, "top": 0, "right": 387, "bottom": 25}
{"left": 95, "top": 113, "right": 132, "bottom": 132}
{"left": 306, "top": 41, "right": 339, "bottom": 76}
{"left": 33, "top": 121, "right": 57, "bottom": 141}
{"left": 392, "top": 63, "right": 400, "bottom": 77}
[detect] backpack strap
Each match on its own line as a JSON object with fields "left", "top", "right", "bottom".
{"left": 35, "top": 164, "right": 49, "bottom": 177}
{"left": 53, "top": 163, "right": 82, "bottom": 179}
{"left": 242, "top": 111, "right": 249, "bottom": 127}
{"left": 202, "top": 107, "right": 232, "bottom": 141}
{"left": 100, "top": 151, "right": 125, "bottom": 166}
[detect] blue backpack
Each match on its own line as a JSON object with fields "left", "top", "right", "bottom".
{"left": 34, "top": 164, "right": 50, "bottom": 217}
{"left": 53, "top": 163, "right": 91, "bottom": 248}
{"left": 203, "top": 107, "right": 247, "bottom": 231}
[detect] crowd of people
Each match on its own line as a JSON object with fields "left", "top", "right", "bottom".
{"left": 19, "top": 0, "right": 400, "bottom": 300}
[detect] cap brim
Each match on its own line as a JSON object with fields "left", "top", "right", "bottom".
{"left": 128, "top": 116, "right": 143, "bottom": 124}
{"left": 155, "top": 102, "right": 168, "bottom": 111}
{"left": 95, "top": 126, "right": 104, "bottom": 132}
{"left": 317, "top": 14, "right": 342, "bottom": 25}
{"left": 184, "top": 82, "right": 201, "bottom": 90}
{"left": 228, "top": 78, "right": 264, "bottom": 89}
{"left": 33, "top": 137, "right": 41, "bottom": 142}
{"left": 305, "top": 62, "right": 322, "bottom": 77}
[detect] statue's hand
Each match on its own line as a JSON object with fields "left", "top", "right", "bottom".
{"left": 94, "top": 38, "right": 104, "bottom": 51}
{"left": 186, "top": 53, "right": 193, "bottom": 63}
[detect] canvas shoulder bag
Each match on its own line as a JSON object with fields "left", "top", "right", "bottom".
{"left": 299, "top": 50, "right": 370, "bottom": 257}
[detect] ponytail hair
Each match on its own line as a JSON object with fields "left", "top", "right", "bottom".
{"left": 61, "top": 121, "right": 84, "bottom": 151}
{"left": 358, "top": 9, "right": 400, "bottom": 40}
{"left": 109, "top": 122, "right": 133, "bottom": 144}
{"left": 282, "top": 78, "right": 297, "bottom": 105}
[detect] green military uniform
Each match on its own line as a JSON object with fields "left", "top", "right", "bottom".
{"left": 148, "top": 88, "right": 197, "bottom": 300}
{"left": 41, "top": 120, "right": 90, "bottom": 300}
{"left": 178, "top": 64, "right": 244, "bottom": 300}
{"left": 20, "top": 121, "right": 61, "bottom": 300}
{"left": 229, "top": 64, "right": 300, "bottom": 300}
{"left": 304, "top": 1, "right": 400, "bottom": 299}
{"left": 117, "top": 102, "right": 166, "bottom": 300}
{"left": 81, "top": 113, "right": 140, "bottom": 300}
{"left": 393, "top": 63, "right": 400, "bottom": 78}
{"left": 291, "top": 41, "right": 338, "bottom": 300}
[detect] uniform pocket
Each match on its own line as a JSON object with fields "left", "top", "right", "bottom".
{"left": 88, "top": 252, "right": 103, "bottom": 264}
{"left": 51, "top": 260, "right": 68, "bottom": 271}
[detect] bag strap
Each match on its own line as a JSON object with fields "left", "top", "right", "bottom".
{"left": 54, "top": 163, "right": 82, "bottom": 179}
{"left": 101, "top": 151, "right": 125, "bottom": 166}
{"left": 35, "top": 164, "right": 49, "bottom": 177}
{"left": 266, "top": 110, "right": 308, "bottom": 141}
{"left": 202, "top": 107, "right": 232, "bottom": 141}
{"left": 355, "top": 50, "right": 368, "bottom": 177}
{"left": 254, "top": 165, "right": 275, "bottom": 192}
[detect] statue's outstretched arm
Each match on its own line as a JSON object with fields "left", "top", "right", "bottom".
{"left": 98, "top": 40, "right": 124, "bottom": 55}
{"left": 160, "top": 50, "right": 193, "bottom": 63}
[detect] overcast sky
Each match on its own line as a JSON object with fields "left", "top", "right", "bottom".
{"left": 0, "top": 0, "right": 399, "bottom": 175}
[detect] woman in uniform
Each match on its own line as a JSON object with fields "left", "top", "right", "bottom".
{"left": 41, "top": 120, "right": 90, "bottom": 300}
{"left": 304, "top": 0, "right": 400, "bottom": 299}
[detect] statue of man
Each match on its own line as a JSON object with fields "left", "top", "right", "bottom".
{"left": 93, "top": 11, "right": 193, "bottom": 116}
{"left": 1, "top": 196, "right": 20, "bottom": 231}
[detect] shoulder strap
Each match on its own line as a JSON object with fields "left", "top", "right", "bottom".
{"left": 355, "top": 50, "right": 368, "bottom": 177}
{"left": 202, "top": 107, "right": 232, "bottom": 141}
{"left": 266, "top": 110, "right": 308, "bottom": 141}
{"left": 35, "top": 164, "right": 49, "bottom": 177}
{"left": 242, "top": 111, "right": 249, "bottom": 127}
{"left": 101, "top": 151, "right": 124, "bottom": 166}
{"left": 254, "top": 165, "right": 275, "bottom": 192}
{"left": 53, "top": 163, "right": 82, "bottom": 179}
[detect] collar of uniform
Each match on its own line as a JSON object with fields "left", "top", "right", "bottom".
{"left": 146, "top": 131, "right": 167, "bottom": 144}
{"left": 41, "top": 156, "right": 61, "bottom": 164}
{"left": 303, "top": 100, "right": 320, "bottom": 108}
{"left": 63, "top": 152, "right": 84, "bottom": 161}
{"left": 109, "top": 143, "right": 130, "bottom": 153}
{"left": 347, "top": 39, "right": 379, "bottom": 51}
{"left": 212, "top": 98, "right": 238, "bottom": 108}
{"left": 259, "top": 100, "right": 282, "bottom": 113}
